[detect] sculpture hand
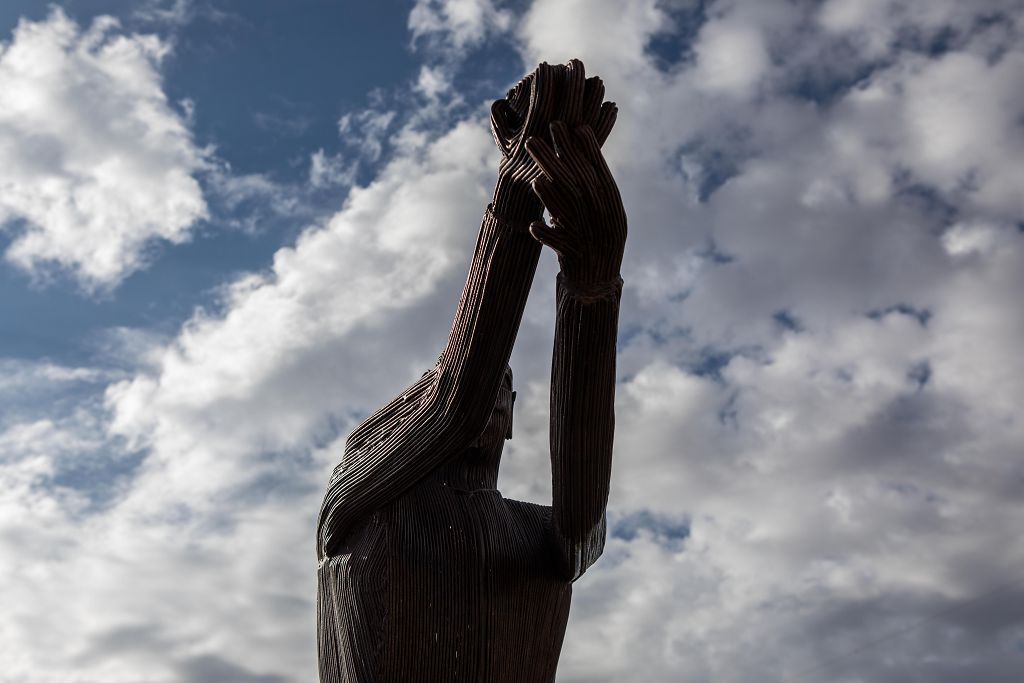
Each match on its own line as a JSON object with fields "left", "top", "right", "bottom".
{"left": 491, "top": 60, "right": 617, "bottom": 221}
{"left": 526, "top": 122, "right": 626, "bottom": 284}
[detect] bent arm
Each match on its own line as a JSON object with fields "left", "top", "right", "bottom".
{"left": 525, "top": 120, "right": 626, "bottom": 580}
{"left": 548, "top": 274, "right": 622, "bottom": 580}
{"left": 317, "top": 206, "right": 542, "bottom": 559}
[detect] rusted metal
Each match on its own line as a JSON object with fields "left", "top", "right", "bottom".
{"left": 317, "top": 59, "right": 627, "bottom": 681}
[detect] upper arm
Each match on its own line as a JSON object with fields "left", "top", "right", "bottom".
{"left": 342, "top": 368, "right": 436, "bottom": 459}
{"left": 317, "top": 368, "right": 488, "bottom": 559}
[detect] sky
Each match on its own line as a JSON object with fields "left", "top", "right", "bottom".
{"left": 1, "top": 0, "right": 1023, "bottom": 681}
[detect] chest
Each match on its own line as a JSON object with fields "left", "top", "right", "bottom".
{"left": 390, "top": 488, "right": 551, "bottom": 581}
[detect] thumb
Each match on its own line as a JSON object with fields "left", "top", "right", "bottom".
{"left": 529, "top": 219, "right": 579, "bottom": 259}
{"left": 489, "top": 100, "right": 515, "bottom": 157}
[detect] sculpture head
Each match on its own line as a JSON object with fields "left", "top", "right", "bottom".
{"left": 471, "top": 364, "right": 516, "bottom": 449}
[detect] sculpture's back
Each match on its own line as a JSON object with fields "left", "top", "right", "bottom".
{"left": 317, "top": 59, "right": 626, "bottom": 681}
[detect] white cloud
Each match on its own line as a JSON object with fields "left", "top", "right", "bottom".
{"left": 897, "top": 51, "right": 1024, "bottom": 218}
{"left": 107, "top": 116, "right": 495, "bottom": 460}
{"left": 133, "top": 0, "right": 195, "bottom": 27}
{"left": 0, "top": 359, "right": 109, "bottom": 393}
{"left": 818, "top": 0, "right": 1020, "bottom": 60}
{"left": 941, "top": 220, "right": 1013, "bottom": 257}
{"left": 514, "top": 1, "right": 1024, "bottom": 680}
{"left": 692, "top": 16, "right": 768, "bottom": 96}
{"left": 520, "top": 0, "right": 672, "bottom": 79}
{"left": 0, "top": 9, "right": 208, "bottom": 291}
{"left": 5, "top": 1, "right": 1024, "bottom": 681}
{"left": 0, "top": 116, "right": 499, "bottom": 681}
{"left": 409, "top": 0, "right": 513, "bottom": 53}
{"left": 414, "top": 63, "right": 450, "bottom": 100}
{"left": 202, "top": 162, "right": 307, "bottom": 234}
{"left": 308, "top": 148, "right": 354, "bottom": 189}
{"left": 337, "top": 107, "right": 396, "bottom": 162}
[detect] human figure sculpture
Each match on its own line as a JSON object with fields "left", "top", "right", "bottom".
{"left": 316, "top": 59, "right": 627, "bottom": 682}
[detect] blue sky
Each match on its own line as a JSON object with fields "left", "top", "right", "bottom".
{"left": 0, "top": 1, "right": 422, "bottom": 360}
{"left": 2, "top": 1, "right": 1024, "bottom": 681}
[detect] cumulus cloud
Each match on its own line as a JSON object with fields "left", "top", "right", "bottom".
{"left": 691, "top": 13, "right": 768, "bottom": 96}
{"left": 0, "top": 9, "right": 208, "bottom": 291}
{"left": 0, "top": 104, "right": 501, "bottom": 679}
{"left": 5, "top": 1, "right": 1024, "bottom": 681}
{"left": 409, "top": 0, "right": 514, "bottom": 53}
{"left": 106, "top": 116, "right": 496, "bottom": 495}
{"left": 515, "top": 0, "right": 1024, "bottom": 680}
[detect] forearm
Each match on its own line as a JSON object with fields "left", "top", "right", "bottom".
{"left": 549, "top": 272, "right": 623, "bottom": 580}
{"left": 435, "top": 196, "right": 542, "bottom": 428}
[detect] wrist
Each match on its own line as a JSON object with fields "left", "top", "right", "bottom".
{"left": 557, "top": 270, "right": 623, "bottom": 303}
{"left": 484, "top": 203, "right": 535, "bottom": 236}
{"left": 557, "top": 249, "right": 623, "bottom": 287}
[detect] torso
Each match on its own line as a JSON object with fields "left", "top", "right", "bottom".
{"left": 319, "top": 475, "right": 572, "bottom": 682}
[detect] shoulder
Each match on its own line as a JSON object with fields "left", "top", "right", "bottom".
{"left": 503, "top": 497, "right": 553, "bottom": 529}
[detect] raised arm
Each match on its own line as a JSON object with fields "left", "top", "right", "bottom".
{"left": 527, "top": 119, "right": 626, "bottom": 581}
{"left": 317, "top": 62, "right": 615, "bottom": 559}
{"left": 316, "top": 209, "right": 540, "bottom": 559}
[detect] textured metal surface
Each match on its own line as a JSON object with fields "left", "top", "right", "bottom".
{"left": 316, "top": 59, "right": 627, "bottom": 681}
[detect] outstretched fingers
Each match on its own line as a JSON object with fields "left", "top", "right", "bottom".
{"left": 549, "top": 121, "right": 578, "bottom": 161}
{"left": 551, "top": 121, "right": 601, "bottom": 196}
{"left": 531, "top": 175, "right": 572, "bottom": 219}
{"left": 594, "top": 101, "right": 618, "bottom": 147}
{"left": 558, "top": 59, "right": 587, "bottom": 125}
{"left": 490, "top": 99, "right": 515, "bottom": 157}
{"left": 525, "top": 135, "right": 571, "bottom": 183}
{"left": 574, "top": 125, "right": 614, "bottom": 182}
{"left": 581, "top": 76, "right": 605, "bottom": 132}
{"left": 525, "top": 62, "right": 556, "bottom": 139}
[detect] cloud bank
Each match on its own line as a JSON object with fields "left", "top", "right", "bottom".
{"left": 2, "top": 1, "right": 1023, "bottom": 681}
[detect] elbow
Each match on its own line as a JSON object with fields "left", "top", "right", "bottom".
{"left": 557, "top": 516, "right": 608, "bottom": 582}
{"left": 425, "top": 370, "right": 494, "bottom": 445}
{"left": 317, "top": 476, "right": 351, "bottom": 560}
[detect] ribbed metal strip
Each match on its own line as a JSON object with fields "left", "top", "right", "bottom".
{"left": 316, "top": 58, "right": 625, "bottom": 681}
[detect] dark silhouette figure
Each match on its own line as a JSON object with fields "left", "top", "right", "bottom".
{"left": 317, "top": 59, "right": 626, "bottom": 682}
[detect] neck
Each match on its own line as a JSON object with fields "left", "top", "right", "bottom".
{"left": 429, "top": 442, "right": 504, "bottom": 490}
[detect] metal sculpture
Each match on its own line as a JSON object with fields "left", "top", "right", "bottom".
{"left": 317, "top": 59, "right": 626, "bottom": 682}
